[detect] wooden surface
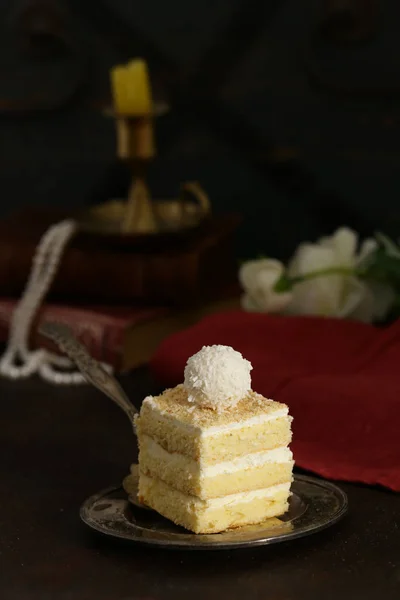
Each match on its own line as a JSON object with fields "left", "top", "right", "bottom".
{"left": 1, "top": 368, "right": 400, "bottom": 599}
{"left": 0, "top": 209, "right": 240, "bottom": 305}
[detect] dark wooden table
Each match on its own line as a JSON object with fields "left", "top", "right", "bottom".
{"left": 1, "top": 369, "right": 399, "bottom": 600}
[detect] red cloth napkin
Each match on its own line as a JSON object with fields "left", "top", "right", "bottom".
{"left": 151, "top": 311, "right": 400, "bottom": 492}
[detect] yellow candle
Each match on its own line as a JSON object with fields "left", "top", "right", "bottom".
{"left": 110, "top": 59, "right": 152, "bottom": 116}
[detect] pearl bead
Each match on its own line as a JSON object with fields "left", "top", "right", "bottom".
{"left": 0, "top": 220, "right": 90, "bottom": 385}
{"left": 0, "top": 218, "right": 113, "bottom": 385}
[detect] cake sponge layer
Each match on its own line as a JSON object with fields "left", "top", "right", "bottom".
{"left": 138, "top": 473, "right": 291, "bottom": 534}
{"left": 137, "top": 387, "right": 292, "bottom": 463}
{"left": 202, "top": 419, "right": 291, "bottom": 463}
{"left": 139, "top": 434, "right": 294, "bottom": 499}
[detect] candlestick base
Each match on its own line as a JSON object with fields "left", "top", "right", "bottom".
{"left": 78, "top": 182, "right": 211, "bottom": 241}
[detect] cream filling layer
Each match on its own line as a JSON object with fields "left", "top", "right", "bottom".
{"left": 142, "top": 435, "right": 293, "bottom": 477}
{"left": 204, "top": 447, "right": 292, "bottom": 476}
{"left": 143, "top": 396, "right": 288, "bottom": 436}
{"left": 207, "top": 481, "right": 291, "bottom": 508}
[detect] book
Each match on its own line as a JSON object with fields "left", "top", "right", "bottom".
{"left": 0, "top": 207, "right": 240, "bottom": 306}
{"left": 0, "top": 292, "right": 240, "bottom": 372}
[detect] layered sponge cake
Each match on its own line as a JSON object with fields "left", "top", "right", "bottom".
{"left": 136, "top": 345, "right": 293, "bottom": 534}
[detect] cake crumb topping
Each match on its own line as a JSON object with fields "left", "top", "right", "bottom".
{"left": 143, "top": 385, "right": 285, "bottom": 428}
{"left": 183, "top": 345, "right": 252, "bottom": 411}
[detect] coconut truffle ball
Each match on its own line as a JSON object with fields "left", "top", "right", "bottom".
{"left": 183, "top": 345, "right": 252, "bottom": 411}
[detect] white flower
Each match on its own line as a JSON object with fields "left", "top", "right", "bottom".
{"left": 239, "top": 259, "right": 293, "bottom": 313}
{"left": 287, "top": 227, "right": 393, "bottom": 322}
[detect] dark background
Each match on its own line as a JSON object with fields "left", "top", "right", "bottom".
{"left": 1, "top": 0, "right": 399, "bottom": 260}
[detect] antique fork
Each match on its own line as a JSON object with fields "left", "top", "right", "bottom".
{"left": 39, "top": 321, "right": 151, "bottom": 509}
{"left": 39, "top": 321, "right": 139, "bottom": 432}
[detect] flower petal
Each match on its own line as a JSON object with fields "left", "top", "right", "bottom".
{"left": 239, "top": 259, "right": 283, "bottom": 291}
{"left": 240, "top": 293, "right": 261, "bottom": 312}
{"left": 288, "top": 243, "right": 337, "bottom": 276}
{"left": 357, "top": 238, "right": 378, "bottom": 264}
{"left": 239, "top": 259, "right": 292, "bottom": 314}
{"left": 329, "top": 227, "right": 358, "bottom": 266}
{"left": 287, "top": 243, "right": 310, "bottom": 277}
{"left": 266, "top": 291, "right": 293, "bottom": 313}
{"left": 256, "top": 267, "right": 283, "bottom": 289}
{"left": 289, "top": 275, "right": 344, "bottom": 316}
{"left": 338, "top": 277, "right": 374, "bottom": 322}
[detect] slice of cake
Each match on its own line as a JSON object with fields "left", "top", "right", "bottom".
{"left": 136, "top": 345, "right": 293, "bottom": 534}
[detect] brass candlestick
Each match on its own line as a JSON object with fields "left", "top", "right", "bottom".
{"left": 78, "top": 102, "right": 211, "bottom": 240}
{"left": 115, "top": 114, "right": 157, "bottom": 234}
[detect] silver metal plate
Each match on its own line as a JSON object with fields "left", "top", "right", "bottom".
{"left": 80, "top": 474, "right": 348, "bottom": 550}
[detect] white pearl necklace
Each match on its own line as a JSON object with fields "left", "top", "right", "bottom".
{"left": 0, "top": 219, "right": 111, "bottom": 385}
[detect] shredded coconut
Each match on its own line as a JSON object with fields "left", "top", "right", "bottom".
{"left": 183, "top": 345, "right": 252, "bottom": 411}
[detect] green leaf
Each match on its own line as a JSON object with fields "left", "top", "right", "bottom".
{"left": 360, "top": 247, "right": 400, "bottom": 291}
{"left": 375, "top": 232, "right": 400, "bottom": 259}
{"left": 273, "top": 274, "right": 293, "bottom": 293}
